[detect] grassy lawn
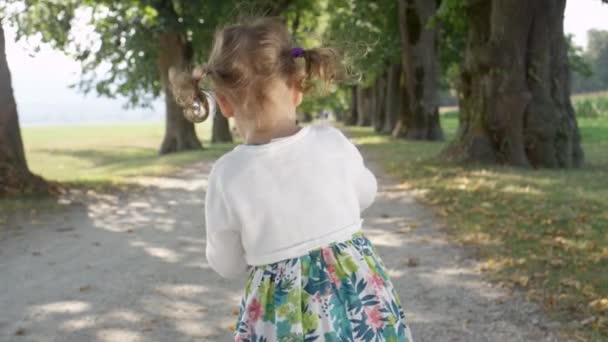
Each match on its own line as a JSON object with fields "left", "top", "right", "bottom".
{"left": 348, "top": 115, "right": 608, "bottom": 339}
{"left": 0, "top": 121, "right": 235, "bottom": 223}
{"left": 21, "top": 121, "right": 233, "bottom": 188}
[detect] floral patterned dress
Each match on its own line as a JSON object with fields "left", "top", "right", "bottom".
{"left": 235, "top": 233, "right": 413, "bottom": 342}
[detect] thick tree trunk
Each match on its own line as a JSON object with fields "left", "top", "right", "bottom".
{"left": 445, "top": 0, "right": 584, "bottom": 168}
{"left": 373, "top": 72, "right": 387, "bottom": 133}
{"left": 0, "top": 23, "right": 49, "bottom": 196}
{"left": 383, "top": 64, "right": 402, "bottom": 134}
{"left": 396, "top": 0, "right": 444, "bottom": 141}
{"left": 158, "top": 32, "right": 203, "bottom": 155}
{"left": 211, "top": 112, "right": 233, "bottom": 143}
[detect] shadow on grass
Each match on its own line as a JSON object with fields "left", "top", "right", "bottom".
{"left": 35, "top": 143, "right": 233, "bottom": 172}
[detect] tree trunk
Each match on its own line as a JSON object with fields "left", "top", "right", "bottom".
{"left": 158, "top": 32, "right": 203, "bottom": 155}
{"left": 445, "top": 0, "right": 584, "bottom": 168}
{"left": 211, "top": 112, "right": 233, "bottom": 143}
{"left": 345, "top": 86, "right": 358, "bottom": 125}
{"left": 383, "top": 64, "right": 402, "bottom": 134}
{"left": 392, "top": 79, "right": 410, "bottom": 137}
{"left": 369, "top": 83, "right": 377, "bottom": 128}
{"left": 373, "top": 72, "right": 387, "bottom": 133}
{"left": 396, "top": 0, "right": 444, "bottom": 141}
{"left": 0, "top": 23, "right": 49, "bottom": 196}
{"left": 356, "top": 86, "right": 371, "bottom": 126}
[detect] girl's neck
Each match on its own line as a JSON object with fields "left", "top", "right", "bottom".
{"left": 239, "top": 110, "right": 299, "bottom": 145}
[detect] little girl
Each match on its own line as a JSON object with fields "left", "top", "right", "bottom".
{"left": 172, "top": 17, "right": 413, "bottom": 342}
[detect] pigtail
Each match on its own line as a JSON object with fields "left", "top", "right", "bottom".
{"left": 299, "top": 47, "right": 346, "bottom": 92}
{"left": 169, "top": 65, "right": 211, "bottom": 123}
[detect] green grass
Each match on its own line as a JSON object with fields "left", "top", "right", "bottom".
{"left": 20, "top": 121, "right": 233, "bottom": 188}
{"left": 573, "top": 91, "right": 608, "bottom": 118}
{"left": 348, "top": 115, "right": 608, "bottom": 339}
{"left": 1, "top": 121, "right": 235, "bottom": 227}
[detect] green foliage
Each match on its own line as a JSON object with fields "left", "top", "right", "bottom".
{"left": 571, "top": 29, "right": 608, "bottom": 94}
{"left": 324, "top": 0, "right": 401, "bottom": 84}
{"left": 299, "top": 86, "right": 350, "bottom": 116}
{"left": 567, "top": 34, "right": 593, "bottom": 78}
{"left": 431, "top": 0, "right": 467, "bottom": 91}
{"left": 7, "top": 0, "right": 316, "bottom": 108}
{"left": 8, "top": 0, "right": 236, "bottom": 107}
{"left": 587, "top": 30, "right": 608, "bottom": 86}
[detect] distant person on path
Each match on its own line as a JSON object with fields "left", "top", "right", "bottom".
{"left": 171, "top": 17, "right": 413, "bottom": 341}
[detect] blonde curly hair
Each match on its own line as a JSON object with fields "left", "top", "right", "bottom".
{"left": 169, "top": 17, "right": 345, "bottom": 123}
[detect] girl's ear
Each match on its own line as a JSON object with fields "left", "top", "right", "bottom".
{"left": 290, "top": 81, "right": 303, "bottom": 107}
{"left": 215, "top": 93, "right": 234, "bottom": 118}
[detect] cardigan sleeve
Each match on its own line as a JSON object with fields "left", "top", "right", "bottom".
{"left": 204, "top": 167, "right": 249, "bottom": 278}
{"left": 338, "top": 131, "right": 378, "bottom": 211}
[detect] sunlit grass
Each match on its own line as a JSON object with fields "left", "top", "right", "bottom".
{"left": 1, "top": 120, "right": 235, "bottom": 227}
{"left": 348, "top": 115, "right": 608, "bottom": 339}
{"left": 20, "top": 121, "right": 233, "bottom": 188}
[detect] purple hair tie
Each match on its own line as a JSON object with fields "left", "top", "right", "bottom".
{"left": 291, "top": 47, "right": 305, "bottom": 58}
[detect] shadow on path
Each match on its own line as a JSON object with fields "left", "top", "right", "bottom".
{"left": 0, "top": 160, "right": 561, "bottom": 341}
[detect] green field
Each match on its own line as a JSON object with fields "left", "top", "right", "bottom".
{"left": 1, "top": 121, "right": 235, "bottom": 222}
{"left": 348, "top": 113, "right": 608, "bottom": 338}
{"left": 20, "top": 121, "right": 234, "bottom": 188}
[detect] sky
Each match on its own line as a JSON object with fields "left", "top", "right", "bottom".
{"left": 5, "top": 0, "right": 608, "bottom": 126}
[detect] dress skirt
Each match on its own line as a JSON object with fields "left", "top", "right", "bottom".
{"left": 235, "top": 233, "right": 413, "bottom": 342}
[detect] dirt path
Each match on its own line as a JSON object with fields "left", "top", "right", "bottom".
{"left": 0, "top": 158, "right": 561, "bottom": 341}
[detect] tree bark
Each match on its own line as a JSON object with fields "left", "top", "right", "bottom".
{"left": 211, "top": 112, "right": 233, "bottom": 143}
{"left": 158, "top": 32, "right": 203, "bottom": 155}
{"left": 445, "top": 0, "right": 584, "bottom": 168}
{"left": 369, "top": 83, "right": 377, "bottom": 128}
{"left": 373, "top": 72, "right": 387, "bottom": 133}
{"left": 345, "top": 86, "right": 358, "bottom": 125}
{"left": 383, "top": 64, "right": 402, "bottom": 134}
{"left": 356, "top": 86, "right": 371, "bottom": 126}
{"left": 0, "top": 23, "right": 49, "bottom": 196}
{"left": 396, "top": 0, "right": 444, "bottom": 141}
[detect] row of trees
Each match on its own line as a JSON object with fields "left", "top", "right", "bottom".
{"left": 0, "top": 0, "right": 301, "bottom": 195}
{"left": 572, "top": 29, "right": 608, "bottom": 93}
{"left": 1, "top": 0, "right": 607, "bottom": 195}
{"left": 333, "top": 0, "right": 600, "bottom": 168}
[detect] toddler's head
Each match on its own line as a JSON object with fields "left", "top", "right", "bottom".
{"left": 171, "top": 17, "right": 344, "bottom": 135}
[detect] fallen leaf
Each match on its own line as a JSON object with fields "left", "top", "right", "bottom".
{"left": 589, "top": 298, "right": 608, "bottom": 313}
{"left": 14, "top": 328, "right": 26, "bottom": 336}
{"left": 435, "top": 208, "right": 449, "bottom": 217}
{"left": 548, "top": 258, "right": 565, "bottom": 267}
{"left": 512, "top": 275, "right": 530, "bottom": 287}
{"left": 580, "top": 316, "right": 597, "bottom": 326}
{"left": 79, "top": 285, "right": 92, "bottom": 292}
{"left": 404, "top": 257, "right": 419, "bottom": 267}
{"left": 399, "top": 226, "right": 415, "bottom": 234}
{"left": 561, "top": 278, "right": 582, "bottom": 290}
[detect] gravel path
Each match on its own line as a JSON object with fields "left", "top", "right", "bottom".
{"left": 0, "top": 157, "right": 562, "bottom": 341}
